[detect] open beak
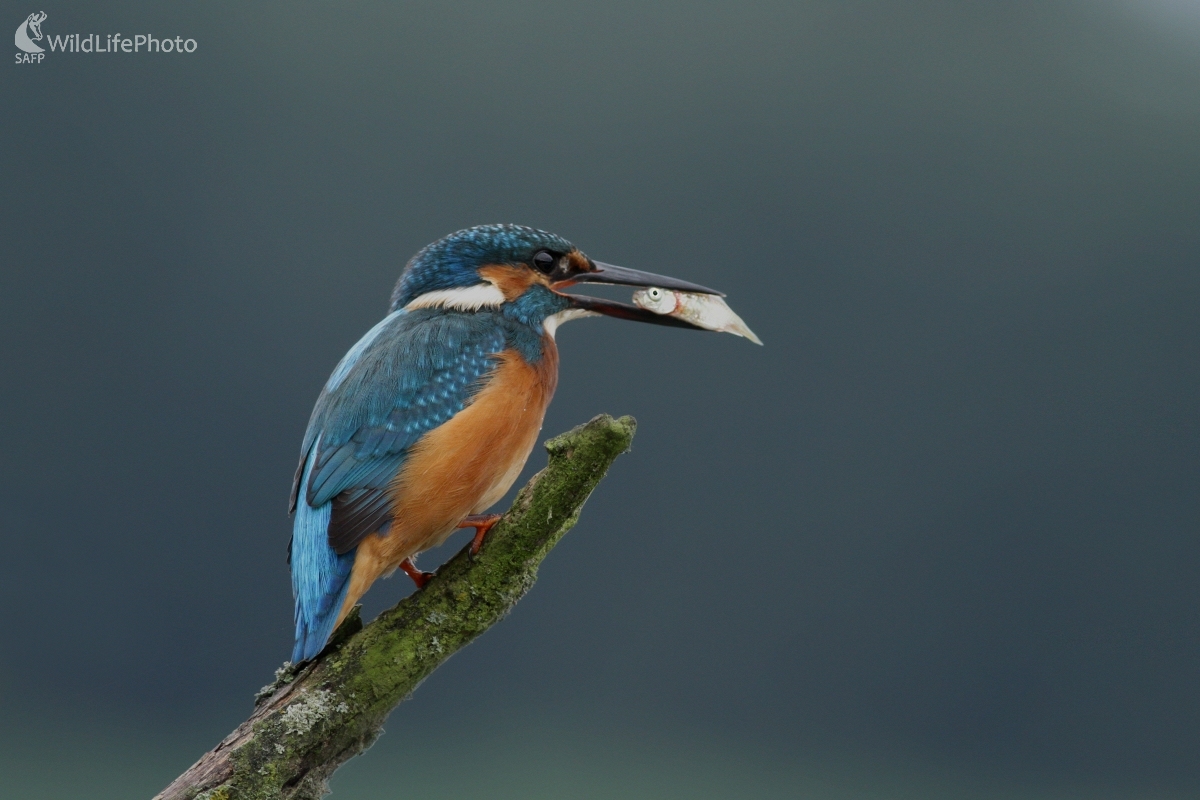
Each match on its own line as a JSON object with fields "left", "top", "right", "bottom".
{"left": 574, "top": 261, "right": 724, "bottom": 296}
{"left": 559, "top": 260, "right": 724, "bottom": 329}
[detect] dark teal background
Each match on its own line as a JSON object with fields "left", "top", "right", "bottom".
{"left": 2, "top": 2, "right": 1197, "bottom": 797}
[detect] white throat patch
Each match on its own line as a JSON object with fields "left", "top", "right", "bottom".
{"left": 405, "top": 282, "right": 506, "bottom": 312}
{"left": 543, "top": 308, "right": 599, "bottom": 339}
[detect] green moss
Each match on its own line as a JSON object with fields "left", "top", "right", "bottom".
{"left": 160, "top": 415, "right": 635, "bottom": 800}
{"left": 194, "top": 789, "right": 232, "bottom": 800}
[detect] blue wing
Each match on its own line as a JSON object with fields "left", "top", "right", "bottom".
{"left": 289, "top": 308, "right": 507, "bottom": 662}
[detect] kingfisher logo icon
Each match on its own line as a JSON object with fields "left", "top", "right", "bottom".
{"left": 15, "top": 11, "right": 46, "bottom": 57}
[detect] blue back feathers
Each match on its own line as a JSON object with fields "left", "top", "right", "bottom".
{"left": 291, "top": 444, "right": 352, "bottom": 664}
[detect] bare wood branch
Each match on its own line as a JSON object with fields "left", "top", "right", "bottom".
{"left": 154, "top": 414, "right": 637, "bottom": 800}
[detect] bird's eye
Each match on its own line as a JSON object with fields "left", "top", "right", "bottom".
{"left": 532, "top": 250, "right": 557, "bottom": 274}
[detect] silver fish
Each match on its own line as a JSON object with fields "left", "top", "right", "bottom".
{"left": 632, "top": 287, "right": 762, "bottom": 345}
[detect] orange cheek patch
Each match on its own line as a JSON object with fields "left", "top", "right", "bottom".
{"left": 478, "top": 264, "right": 541, "bottom": 300}
{"left": 567, "top": 250, "right": 593, "bottom": 275}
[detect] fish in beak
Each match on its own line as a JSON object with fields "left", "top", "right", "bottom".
{"left": 556, "top": 261, "right": 760, "bottom": 343}
{"left": 557, "top": 261, "right": 724, "bottom": 330}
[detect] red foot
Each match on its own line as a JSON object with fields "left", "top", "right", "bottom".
{"left": 399, "top": 557, "right": 435, "bottom": 589}
{"left": 458, "top": 514, "right": 502, "bottom": 555}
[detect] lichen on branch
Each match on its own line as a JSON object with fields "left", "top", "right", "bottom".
{"left": 155, "top": 414, "right": 637, "bottom": 800}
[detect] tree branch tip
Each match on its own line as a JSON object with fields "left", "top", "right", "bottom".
{"left": 544, "top": 413, "right": 637, "bottom": 457}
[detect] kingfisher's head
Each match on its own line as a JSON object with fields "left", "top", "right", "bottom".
{"left": 389, "top": 224, "right": 720, "bottom": 334}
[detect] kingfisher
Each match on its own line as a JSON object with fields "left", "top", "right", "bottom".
{"left": 288, "top": 224, "right": 722, "bottom": 662}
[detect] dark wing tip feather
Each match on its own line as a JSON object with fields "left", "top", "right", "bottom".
{"left": 328, "top": 488, "right": 395, "bottom": 554}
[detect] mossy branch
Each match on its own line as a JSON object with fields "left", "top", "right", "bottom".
{"left": 154, "top": 414, "right": 637, "bottom": 800}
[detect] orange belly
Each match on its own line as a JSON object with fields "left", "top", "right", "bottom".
{"left": 335, "top": 339, "right": 559, "bottom": 625}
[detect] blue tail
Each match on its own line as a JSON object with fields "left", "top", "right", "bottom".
{"left": 291, "top": 447, "right": 356, "bottom": 663}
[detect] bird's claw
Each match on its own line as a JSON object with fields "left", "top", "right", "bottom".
{"left": 459, "top": 514, "right": 502, "bottom": 556}
{"left": 399, "top": 558, "right": 435, "bottom": 589}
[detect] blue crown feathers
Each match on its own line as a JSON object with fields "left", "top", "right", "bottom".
{"left": 390, "top": 224, "right": 575, "bottom": 311}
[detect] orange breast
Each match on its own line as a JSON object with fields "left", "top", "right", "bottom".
{"left": 337, "top": 338, "right": 559, "bottom": 623}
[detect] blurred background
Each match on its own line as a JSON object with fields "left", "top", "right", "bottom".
{"left": 1, "top": 1, "right": 1198, "bottom": 797}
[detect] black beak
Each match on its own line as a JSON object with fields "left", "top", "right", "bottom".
{"left": 560, "top": 260, "right": 724, "bottom": 329}
{"left": 573, "top": 261, "right": 724, "bottom": 296}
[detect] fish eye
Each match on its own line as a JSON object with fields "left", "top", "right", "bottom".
{"left": 532, "top": 250, "right": 557, "bottom": 274}
{"left": 648, "top": 288, "right": 663, "bottom": 301}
